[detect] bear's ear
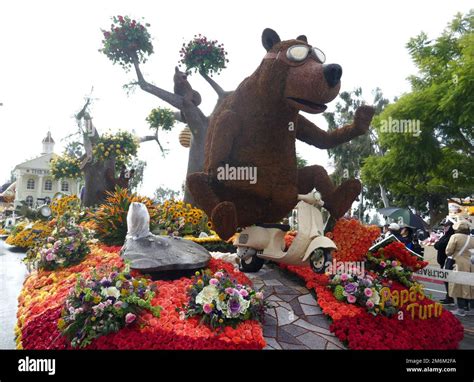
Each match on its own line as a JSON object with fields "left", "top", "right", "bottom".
{"left": 175, "top": 66, "right": 180, "bottom": 73}
{"left": 262, "top": 28, "right": 281, "bottom": 51}
{"left": 296, "top": 35, "right": 308, "bottom": 43}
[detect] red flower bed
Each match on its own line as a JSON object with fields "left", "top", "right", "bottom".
{"left": 281, "top": 253, "right": 464, "bottom": 349}
{"left": 17, "top": 246, "right": 264, "bottom": 350}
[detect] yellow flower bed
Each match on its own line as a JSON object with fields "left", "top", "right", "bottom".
{"left": 50, "top": 195, "right": 80, "bottom": 216}
{"left": 156, "top": 200, "right": 212, "bottom": 236}
{"left": 5, "top": 221, "right": 53, "bottom": 249}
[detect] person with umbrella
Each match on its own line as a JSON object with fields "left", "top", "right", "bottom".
{"left": 434, "top": 220, "right": 456, "bottom": 305}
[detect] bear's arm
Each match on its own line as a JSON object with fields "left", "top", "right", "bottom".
{"left": 207, "top": 110, "right": 240, "bottom": 171}
{"left": 296, "top": 105, "right": 374, "bottom": 149}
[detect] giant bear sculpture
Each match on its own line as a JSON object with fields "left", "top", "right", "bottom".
{"left": 187, "top": 28, "right": 375, "bottom": 240}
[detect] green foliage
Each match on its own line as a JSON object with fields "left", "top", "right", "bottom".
{"left": 361, "top": 11, "right": 474, "bottom": 221}
{"left": 100, "top": 15, "right": 153, "bottom": 71}
{"left": 179, "top": 35, "right": 228, "bottom": 75}
{"left": 50, "top": 155, "right": 82, "bottom": 180}
{"left": 153, "top": 186, "right": 181, "bottom": 204}
{"left": 296, "top": 152, "right": 308, "bottom": 169}
{"left": 146, "top": 107, "right": 176, "bottom": 131}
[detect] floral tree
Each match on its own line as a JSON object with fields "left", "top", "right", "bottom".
{"left": 52, "top": 97, "right": 145, "bottom": 207}
{"left": 100, "top": 16, "right": 231, "bottom": 203}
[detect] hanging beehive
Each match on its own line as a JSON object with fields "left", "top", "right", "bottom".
{"left": 179, "top": 126, "right": 192, "bottom": 148}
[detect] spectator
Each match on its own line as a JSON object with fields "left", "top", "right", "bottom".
{"left": 446, "top": 221, "right": 474, "bottom": 317}
{"left": 435, "top": 220, "right": 455, "bottom": 304}
{"left": 399, "top": 226, "right": 414, "bottom": 250}
{"left": 387, "top": 223, "right": 401, "bottom": 239}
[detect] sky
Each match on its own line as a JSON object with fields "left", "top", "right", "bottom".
{"left": 0, "top": 0, "right": 472, "bottom": 199}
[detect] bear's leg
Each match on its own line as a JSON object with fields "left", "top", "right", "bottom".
{"left": 187, "top": 172, "right": 238, "bottom": 240}
{"left": 297, "top": 165, "right": 361, "bottom": 219}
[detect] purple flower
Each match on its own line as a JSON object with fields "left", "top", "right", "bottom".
{"left": 344, "top": 283, "right": 357, "bottom": 294}
{"left": 228, "top": 298, "right": 241, "bottom": 315}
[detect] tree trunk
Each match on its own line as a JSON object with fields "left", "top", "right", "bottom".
{"left": 379, "top": 184, "right": 390, "bottom": 208}
{"left": 82, "top": 158, "right": 116, "bottom": 207}
{"left": 183, "top": 123, "right": 207, "bottom": 205}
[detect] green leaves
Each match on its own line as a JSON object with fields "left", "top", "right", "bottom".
{"left": 146, "top": 107, "right": 176, "bottom": 131}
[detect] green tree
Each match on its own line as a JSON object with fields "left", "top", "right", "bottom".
{"left": 154, "top": 185, "right": 182, "bottom": 204}
{"left": 362, "top": 11, "right": 474, "bottom": 225}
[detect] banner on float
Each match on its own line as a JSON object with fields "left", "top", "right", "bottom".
{"left": 414, "top": 265, "right": 474, "bottom": 286}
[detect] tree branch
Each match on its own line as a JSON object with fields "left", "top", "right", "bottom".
{"left": 199, "top": 70, "right": 226, "bottom": 98}
{"left": 131, "top": 56, "right": 184, "bottom": 110}
{"left": 140, "top": 130, "right": 168, "bottom": 157}
{"left": 173, "top": 111, "right": 184, "bottom": 123}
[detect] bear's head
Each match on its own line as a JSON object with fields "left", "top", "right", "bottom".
{"left": 259, "top": 28, "right": 342, "bottom": 114}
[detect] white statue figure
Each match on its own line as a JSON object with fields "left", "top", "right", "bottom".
{"left": 126, "top": 202, "right": 151, "bottom": 240}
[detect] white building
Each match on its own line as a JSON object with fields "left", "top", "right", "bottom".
{"left": 13, "top": 132, "right": 81, "bottom": 208}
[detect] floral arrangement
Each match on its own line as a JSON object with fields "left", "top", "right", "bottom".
{"left": 100, "top": 15, "right": 153, "bottom": 71}
{"left": 91, "top": 187, "right": 158, "bottom": 245}
{"left": 277, "top": 218, "right": 464, "bottom": 349}
{"left": 27, "top": 218, "right": 92, "bottom": 271}
{"left": 16, "top": 246, "right": 265, "bottom": 350}
{"left": 58, "top": 264, "right": 161, "bottom": 348}
{"left": 92, "top": 131, "right": 139, "bottom": 163}
{"left": 50, "top": 195, "right": 81, "bottom": 217}
{"left": 50, "top": 155, "right": 82, "bottom": 180}
{"left": 325, "top": 219, "right": 380, "bottom": 262}
{"left": 5, "top": 220, "right": 53, "bottom": 249}
{"left": 373, "top": 241, "right": 428, "bottom": 271}
{"left": 182, "top": 269, "right": 266, "bottom": 330}
{"left": 328, "top": 273, "right": 397, "bottom": 317}
{"left": 179, "top": 34, "right": 228, "bottom": 75}
{"left": 146, "top": 107, "right": 176, "bottom": 131}
{"left": 155, "top": 199, "right": 212, "bottom": 236}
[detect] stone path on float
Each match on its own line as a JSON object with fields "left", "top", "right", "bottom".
{"left": 244, "top": 263, "right": 346, "bottom": 350}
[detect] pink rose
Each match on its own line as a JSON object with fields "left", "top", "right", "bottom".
{"left": 366, "top": 300, "right": 375, "bottom": 308}
{"left": 391, "top": 261, "right": 398, "bottom": 267}
{"left": 45, "top": 253, "right": 55, "bottom": 262}
{"left": 203, "top": 303, "right": 213, "bottom": 314}
{"left": 214, "top": 272, "right": 224, "bottom": 278}
{"left": 125, "top": 313, "right": 136, "bottom": 324}
{"left": 347, "top": 295, "right": 357, "bottom": 304}
{"left": 239, "top": 289, "right": 249, "bottom": 297}
{"left": 364, "top": 288, "right": 373, "bottom": 297}
{"left": 380, "top": 261, "right": 387, "bottom": 268}
{"left": 209, "top": 278, "right": 219, "bottom": 286}
{"left": 225, "top": 287, "right": 234, "bottom": 295}
{"left": 341, "top": 273, "right": 349, "bottom": 281}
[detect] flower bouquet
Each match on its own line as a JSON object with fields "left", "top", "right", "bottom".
{"left": 179, "top": 34, "right": 228, "bottom": 75}
{"left": 28, "top": 217, "right": 93, "bottom": 271}
{"left": 58, "top": 264, "right": 161, "bottom": 348}
{"left": 328, "top": 273, "right": 397, "bottom": 317}
{"left": 182, "top": 269, "right": 266, "bottom": 330}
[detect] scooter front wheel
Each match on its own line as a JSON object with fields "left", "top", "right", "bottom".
{"left": 309, "top": 248, "right": 332, "bottom": 274}
{"left": 239, "top": 255, "right": 265, "bottom": 273}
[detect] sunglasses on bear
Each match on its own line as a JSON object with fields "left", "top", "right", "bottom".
{"left": 264, "top": 45, "right": 326, "bottom": 65}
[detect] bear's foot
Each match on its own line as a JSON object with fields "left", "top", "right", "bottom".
{"left": 211, "top": 201, "right": 238, "bottom": 241}
{"left": 323, "top": 179, "right": 361, "bottom": 219}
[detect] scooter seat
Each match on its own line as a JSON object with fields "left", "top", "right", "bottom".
{"left": 256, "top": 223, "right": 291, "bottom": 232}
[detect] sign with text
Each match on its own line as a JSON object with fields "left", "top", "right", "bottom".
{"left": 414, "top": 265, "right": 474, "bottom": 286}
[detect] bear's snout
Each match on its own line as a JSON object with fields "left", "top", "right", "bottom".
{"left": 323, "top": 64, "right": 342, "bottom": 88}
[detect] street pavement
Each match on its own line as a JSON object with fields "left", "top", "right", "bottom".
{"left": 0, "top": 240, "right": 27, "bottom": 349}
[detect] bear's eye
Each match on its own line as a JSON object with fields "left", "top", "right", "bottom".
{"left": 312, "top": 47, "right": 326, "bottom": 64}
{"left": 286, "top": 45, "right": 309, "bottom": 61}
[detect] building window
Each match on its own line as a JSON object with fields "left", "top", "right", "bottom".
{"left": 44, "top": 179, "right": 52, "bottom": 191}
{"left": 27, "top": 179, "right": 35, "bottom": 190}
{"left": 26, "top": 196, "right": 34, "bottom": 208}
{"left": 61, "top": 181, "right": 69, "bottom": 192}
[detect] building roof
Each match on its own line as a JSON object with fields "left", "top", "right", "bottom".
{"left": 14, "top": 153, "right": 57, "bottom": 171}
{"left": 42, "top": 131, "right": 55, "bottom": 143}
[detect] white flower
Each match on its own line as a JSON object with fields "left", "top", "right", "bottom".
{"left": 101, "top": 286, "right": 121, "bottom": 299}
{"left": 195, "top": 285, "right": 219, "bottom": 306}
{"left": 368, "top": 290, "right": 380, "bottom": 305}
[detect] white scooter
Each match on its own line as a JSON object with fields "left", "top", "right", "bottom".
{"left": 233, "top": 190, "right": 337, "bottom": 273}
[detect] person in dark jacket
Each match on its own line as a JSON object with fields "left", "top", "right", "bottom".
{"left": 434, "top": 220, "right": 455, "bottom": 304}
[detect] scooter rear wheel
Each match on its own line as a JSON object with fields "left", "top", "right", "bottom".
{"left": 239, "top": 255, "right": 265, "bottom": 273}
{"left": 309, "top": 248, "right": 332, "bottom": 274}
